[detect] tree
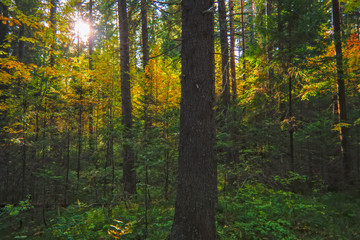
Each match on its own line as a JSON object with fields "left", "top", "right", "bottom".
{"left": 0, "top": 2, "right": 9, "bottom": 203}
{"left": 0, "top": 2, "right": 9, "bottom": 136}
{"left": 218, "top": 0, "right": 230, "bottom": 108}
{"left": 229, "top": 0, "right": 237, "bottom": 100}
{"left": 240, "top": 0, "right": 246, "bottom": 82}
{"left": 118, "top": 0, "right": 136, "bottom": 195}
{"left": 88, "top": 0, "right": 95, "bottom": 165}
{"left": 332, "top": 0, "right": 351, "bottom": 186}
{"left": 265, "top": 0, "right": 274, "bottom": 91}
{"left": 141, "top": 0, "right": 152, "bottom": 129}
{"left": 170, "top": 0, "right": 217, "bottom": 239}
{"left": 49, "top": 0, "right": 57, "bottom": 66}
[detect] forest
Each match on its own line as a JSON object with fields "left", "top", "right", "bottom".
{"left": 1, "top": 0, "right": 360, "bottom": 239}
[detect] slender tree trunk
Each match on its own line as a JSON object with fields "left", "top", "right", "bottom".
{"left": 77, "top": 97, "right": 82, "bottom": 188}
{"left": 142, "top": 0, "right": 152, "bottom": 129}
{"left": 75, "top": 5, "right": 82, "bottom": 189}
{"left": 0, "top": 2, "right": 9, "bottom": 203}
{"left": 49, "top": 0, "right": 57, "bottom": 66}
{"left": 109, "top": 103, "right": 115, "bottom": 192}
{"left": 141, "top": 1, "right": 150, "bottom": 233}
{"left": 289, "top": 75, "right": 294, "bottom": 171}
{"left": 88, "top": 0, "right": 95, "bottom": 163}
{"left": 64, "top": 126, "right": 70, "bottom": 206}
{"left": 250, "top": 0, "right": 256, "bottom": 44}
{"left": 229, "top": 0, "right": 236, "bottom": 101}
{"left": 218, "top": 0, "right": 230, "bottom": 108}
{"left": 164, "top": 149, "right": 170, "bottom": 200}
{"left": 332, "top": 0, "right": 351, "bottom": 185}
{"left": 277, "top": 0, "right": 285, "bottom": 119}
{"left": 241, "top": 0, "right": 246, "bottom": 83}
{"left": 288, "top": 15, "right": 294, "bottom": 172}
{"left": 266, "top": 0, "right": 274, "bottom": 91}
{"left": 170, "top": 1, "right": 217, "bottom": 239}
{"left": 142, "top": 0, "right": 149, "bottom": 70}
{"left": 144, "top": 163, "right": 149, "bottom": 238}
{"left": 18, "top": 25, "right": 25, "bottom": 61}
{"left": 118, "top": 0, "right": 136, "bottom": 195}
{"left": 21, "top": 116, "right": 27, "bottom": 199}
{"left": 18, "top": 17, "right": 27, "bottom": 200}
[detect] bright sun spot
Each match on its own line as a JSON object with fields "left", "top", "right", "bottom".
{"left": 74, "top": 20, "right": 90, "bottom": 42}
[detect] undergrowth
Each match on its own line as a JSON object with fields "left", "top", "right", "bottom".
{"left": 1, "top": 183, "right": 360, "bottom": 239}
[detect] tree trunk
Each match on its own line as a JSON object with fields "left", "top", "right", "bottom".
{"left": 218, "top": 0, "right": 230, "bottom": 108}
{"left": 332, "top": 0, "right": 351, "bottom": 185}
{"left": 141, "top": 0, "right": 152, "bottom": 129}
{"left": 229, "top": 0, "right": 237, "bottom": 101}
{"left": 289, "top": 75, "right": 294, "bottom": 171}
{"left": 266, "top": 0, "right": 274, "bottom": 91}
{"left": 118, "top": 0, "right": 136, "bottom": 195}
{"left": 241, "top": 0, "right": 246, "bottom": 83}
{"left": 64, "top": 126, "right": 70, "bottom": 206}
{"left": 170, "top": 1, "right": 217, "bottom": 239}
{"left": 141, "top": 1, "right": 150, "bottom": 235}
{"left": 88, "top": 0, "right": 95, "bottom": 165}
{"left": 142, "top": 0, "right": 149, "bottom": 69}
{"left": 49, "top": 0, "right": 57, "bottom": 66}
{"left": 0, "top": 3, "right": 9, "bottom": 202}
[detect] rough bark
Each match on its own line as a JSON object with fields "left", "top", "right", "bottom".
{"left": 118, "top": 0, "right": 136, "bottom": 195}
{"left": 170, "top": 0, "right": 217, "bottom": 239}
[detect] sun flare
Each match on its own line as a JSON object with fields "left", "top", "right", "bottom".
{"left": 74, "top": 20, "right": 90, "bottom": 42}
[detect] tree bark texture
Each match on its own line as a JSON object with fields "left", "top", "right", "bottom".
{"left": 118, "top": 0, "right": 136, "bottom": 194}
{"left": 170, "top": 0, "right": 217, "bottom": 239}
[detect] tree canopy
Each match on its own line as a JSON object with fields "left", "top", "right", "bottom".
{"left": 0, "top": 0, "right": 360, "bottom": 239}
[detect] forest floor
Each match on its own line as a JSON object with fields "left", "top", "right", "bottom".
{"left": 1, "top": 181, "right": 360, "bottom": 239}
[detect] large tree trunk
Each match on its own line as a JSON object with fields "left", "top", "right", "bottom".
{"left": 170, "top": 1, "right": 217, "bottom": 239}
{"left": 332, "top": 0, "right": 351, "bottom": 185}
{"left": 118, "top": 0, "right": 136, "bottom": 195}
{"left": 218, "top": 0, "right": 230, "bottom": 108}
